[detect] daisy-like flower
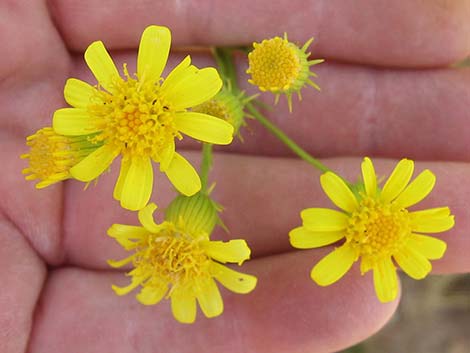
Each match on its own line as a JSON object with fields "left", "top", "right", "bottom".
{"left": 21, "top": 127, "right": 100, "bottom": 188}
{"left": 246, "top": 33, "right": 323, "bottom": 112}
{"left": 289, "top": 157, "right": 455, "bottom": 302}
{"left": 108, "top": 194, "right": 257, "bottom": 324}
{"left": 53, "top": 25, "right": 234, "bottom": 210}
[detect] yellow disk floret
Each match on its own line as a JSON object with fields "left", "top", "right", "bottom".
{"left": 130, "top": 223, "right": 213, "bottom": 291}
{"left": 21, "top": 127, "right": 99, "bottom": 188}
{"left": 247, "top": 33, "right": 324, "bottom": 112}
{"left": 290, "top": 157, "right": 455, "bottom": 303}
{"left": 108, "top": 198, "right": 257, "bottom": 324}
{"left": 51, "top": 25, "right": 234, "bottom": 211}
{"left": 89, "top": 65, "right": 181, "bottom": 162}
{"left": 345, "top": 196, "right": 411, "bottom": 272}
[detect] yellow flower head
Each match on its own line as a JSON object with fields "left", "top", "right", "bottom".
{"left": 53, "top": 25, "right": 234, "bottom": 210}
{"left": 21, "top": 127, "right": 100, "bottom": 188}
{"left": 289, "top": 157, "right": 455, "bottom": 303}
{"left": 108, "top": 195, "right": 257, "bottom": 324}
{"left": 192, "top": 85, "right": 254, "bottom": 139}
{"left": 246, "top": 33, "right": 324, "bottom": 112}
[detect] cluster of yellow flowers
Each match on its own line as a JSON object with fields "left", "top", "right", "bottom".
{"left": 21, "top": 24, "right": 454, "bottom": 323}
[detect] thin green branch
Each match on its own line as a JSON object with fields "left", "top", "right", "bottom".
{"left": 246, "top": 103, "right": 331, "bottom": 173}
{"left": 199, "top": 143, "right": 213, "bottom": 193}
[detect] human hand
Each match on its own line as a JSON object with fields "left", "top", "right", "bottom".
{"left": 2, "top": 1, "right": 470, "bottom": 352}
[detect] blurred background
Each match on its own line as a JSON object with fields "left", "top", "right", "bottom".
{"left": 342, "top": 273, "right": 470, "bottom": 353}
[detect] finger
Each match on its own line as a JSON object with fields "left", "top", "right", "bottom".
{"left": 1, "top": 138, "right": 65, "bottom": 265}
{"left": 48, "top": 0, "right": 470, "bottom": 67}
{"left": 10, "top": 49, "right": 470, "bottom": 163}
{"left": 67, "top": 52, "right": 470, "bottom": 162}
{"left": 0, "top": 1, "right": 69, "bottom": 82}
{"left": 0, "top": 1, "right": 70, "bottom": 154}
{"left": 236, "top": 62, "right": 470, "bottom": 163}
{"left": 0, "top": 218, "right": 46, "bottom": 353}
{"left": 0, "top": 0, "right": 73, "bottom": 267}
{"left": 29, "top": 252, "right": 398, "bottom": 353}
{"left": 211, "top": 156, "right": 470, "bottom": 275}
{"left": 0, "top": 0, "right": 70, "bottom": 143}
{"left": 62, "top": 154, "right": 470, "bottom": 275}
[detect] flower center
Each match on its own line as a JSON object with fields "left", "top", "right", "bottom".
{"left": 136, "top": 228, "right": 211, "bottom": 286}
{"left": 89, "top": 66, "right": 181, "bottom": 161}
{"left": 22, "top": 127, "right": 94, "bottom": 185}
{"left": 247, "top": 37, "right": 301, "bottom": 92}
{"left": 345, "top": 196, "right": 411, "bottom": 258}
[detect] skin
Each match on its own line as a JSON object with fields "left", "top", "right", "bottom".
{"left": 1, "top": 0, "right": 469, "bottom": 352}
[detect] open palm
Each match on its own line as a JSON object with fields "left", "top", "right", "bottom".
{"left": 2, "top": 1, "right": 470, "bottom": 352}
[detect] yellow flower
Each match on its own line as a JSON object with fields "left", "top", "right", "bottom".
{"left": 108, "top": 198, "right": 257, "bottom": 324}
{"left": 246, "top": 33, "right": 323, "bottom": 112}
{"left": 21, "top": 127, "right": 100, "bottom": 188}
{"left": 53, "top": 25, "right": 234, "bottom": 210}
{"left": 289, "top": 157, "right": 455, "bottom": 303}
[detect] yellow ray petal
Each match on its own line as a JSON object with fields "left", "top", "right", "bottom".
{"left": 64, "top": 78, "right": 97, "bottom": 108}
{"left": 393, "top": 245, "right": 432, "bottom": 280}
{"left": 108, "top": 224, "right": 148, "bottom": 239}
{"left": 310, "top": 245, "right": 357, "bottom": 286}
{"left": 300, "top": 208, "right": 349, "bottom": 231}
{"left": 392, "top": 170, "right": 436, "bottom": 209}
{"left": 119, "top": 156, "right": 153, "bottom": 211}
{"left": 320, "top": 172, "right": 358, "bottom": 212}
{"left": 84, "top": 41, "right": 120, "bottom": 93}
{"left": 361, "top": 157, "right": 377, "bottom": 197}
{"left": 163, "top": 55, "right": 191, "bottom": 84}
{"left": 201, "top": 239, "right": 251, "bottom": 265}
{"left": 70, "top": 144, "right": 119, "bottom": 182}
{"left": 373, "top": 258, "right": 399, "bottom": 303}
{"left": 195, "top": 278, "right": 223, "bottom": 319}
{"left": 210, "top": 262, "right": 257, "bottom": 294}
{"left": 158, "top": 139, "right": 175, "bottom": 172}
{"left": 53, "top": 108, "right": 99, "bottom": 136}
{"left": 407, "top": 233, "right": 447, "bottom": 260}
{"left": 174, "top": 112, "right": 234, "bottom": 145}
{"left": 289, "top": 227, "right": 344, "bottom": 249}
{"left": 164, "top": 67, "right": 222, "bottom": 110}
{"left": 381, "top": 159, "right": 414, "bottom": 203}
{"left": 360, "top": 257, "right": 373, "bottom": 274}
{"left": 36, "top": 180, "right": 59, "bottom": 189}
{"left": 410, "top": 207, "right": 451, "bottom": 218}
{"left": 113, "top": 157, "right": 130, "bottom": 200}
{"left": 138, "top": 203, "right": 162, "bottom": 233}
{"left": 171, "top": 286, "right": 197, "bottom": 324}
{"left": 111, "top": 276, "right": 146, "bottom": 296}
{"left": 164, "top": 153, "right": 201, "bottom": 196}
{"left": 136, "top": 283, "right": 168, "bottom": 306}
{"left": 137, "top": 25, "right": 171, "bottom": 84}
{"left": 107, "top": 224, "right": 147, "bottom": 249}
{"left": 107, "top": 254, "right": 136, "bottom": 268}
{"left": 110, "top": 239, "right": 138, "bottom": 251}
{"left": 410, "top": 207, "right": 454, "bottom": 233}
{"left": 161, "top": 55, "right": 195, "bottom": 90}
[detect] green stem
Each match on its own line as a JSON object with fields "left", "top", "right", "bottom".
{"left": 212, "top": 47, "right": 228, "bottom": 78}
{"left": 200, "top": 143, "right": 213, "bottom": 193}
{"left": 213, "top": 47, "right": 332, "bottom": 174}
{"left": 246, "top": 103, "right": 331, "bottom": 173}
{"left": 213, "top": 47, "right": 240, "bottom": 92}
